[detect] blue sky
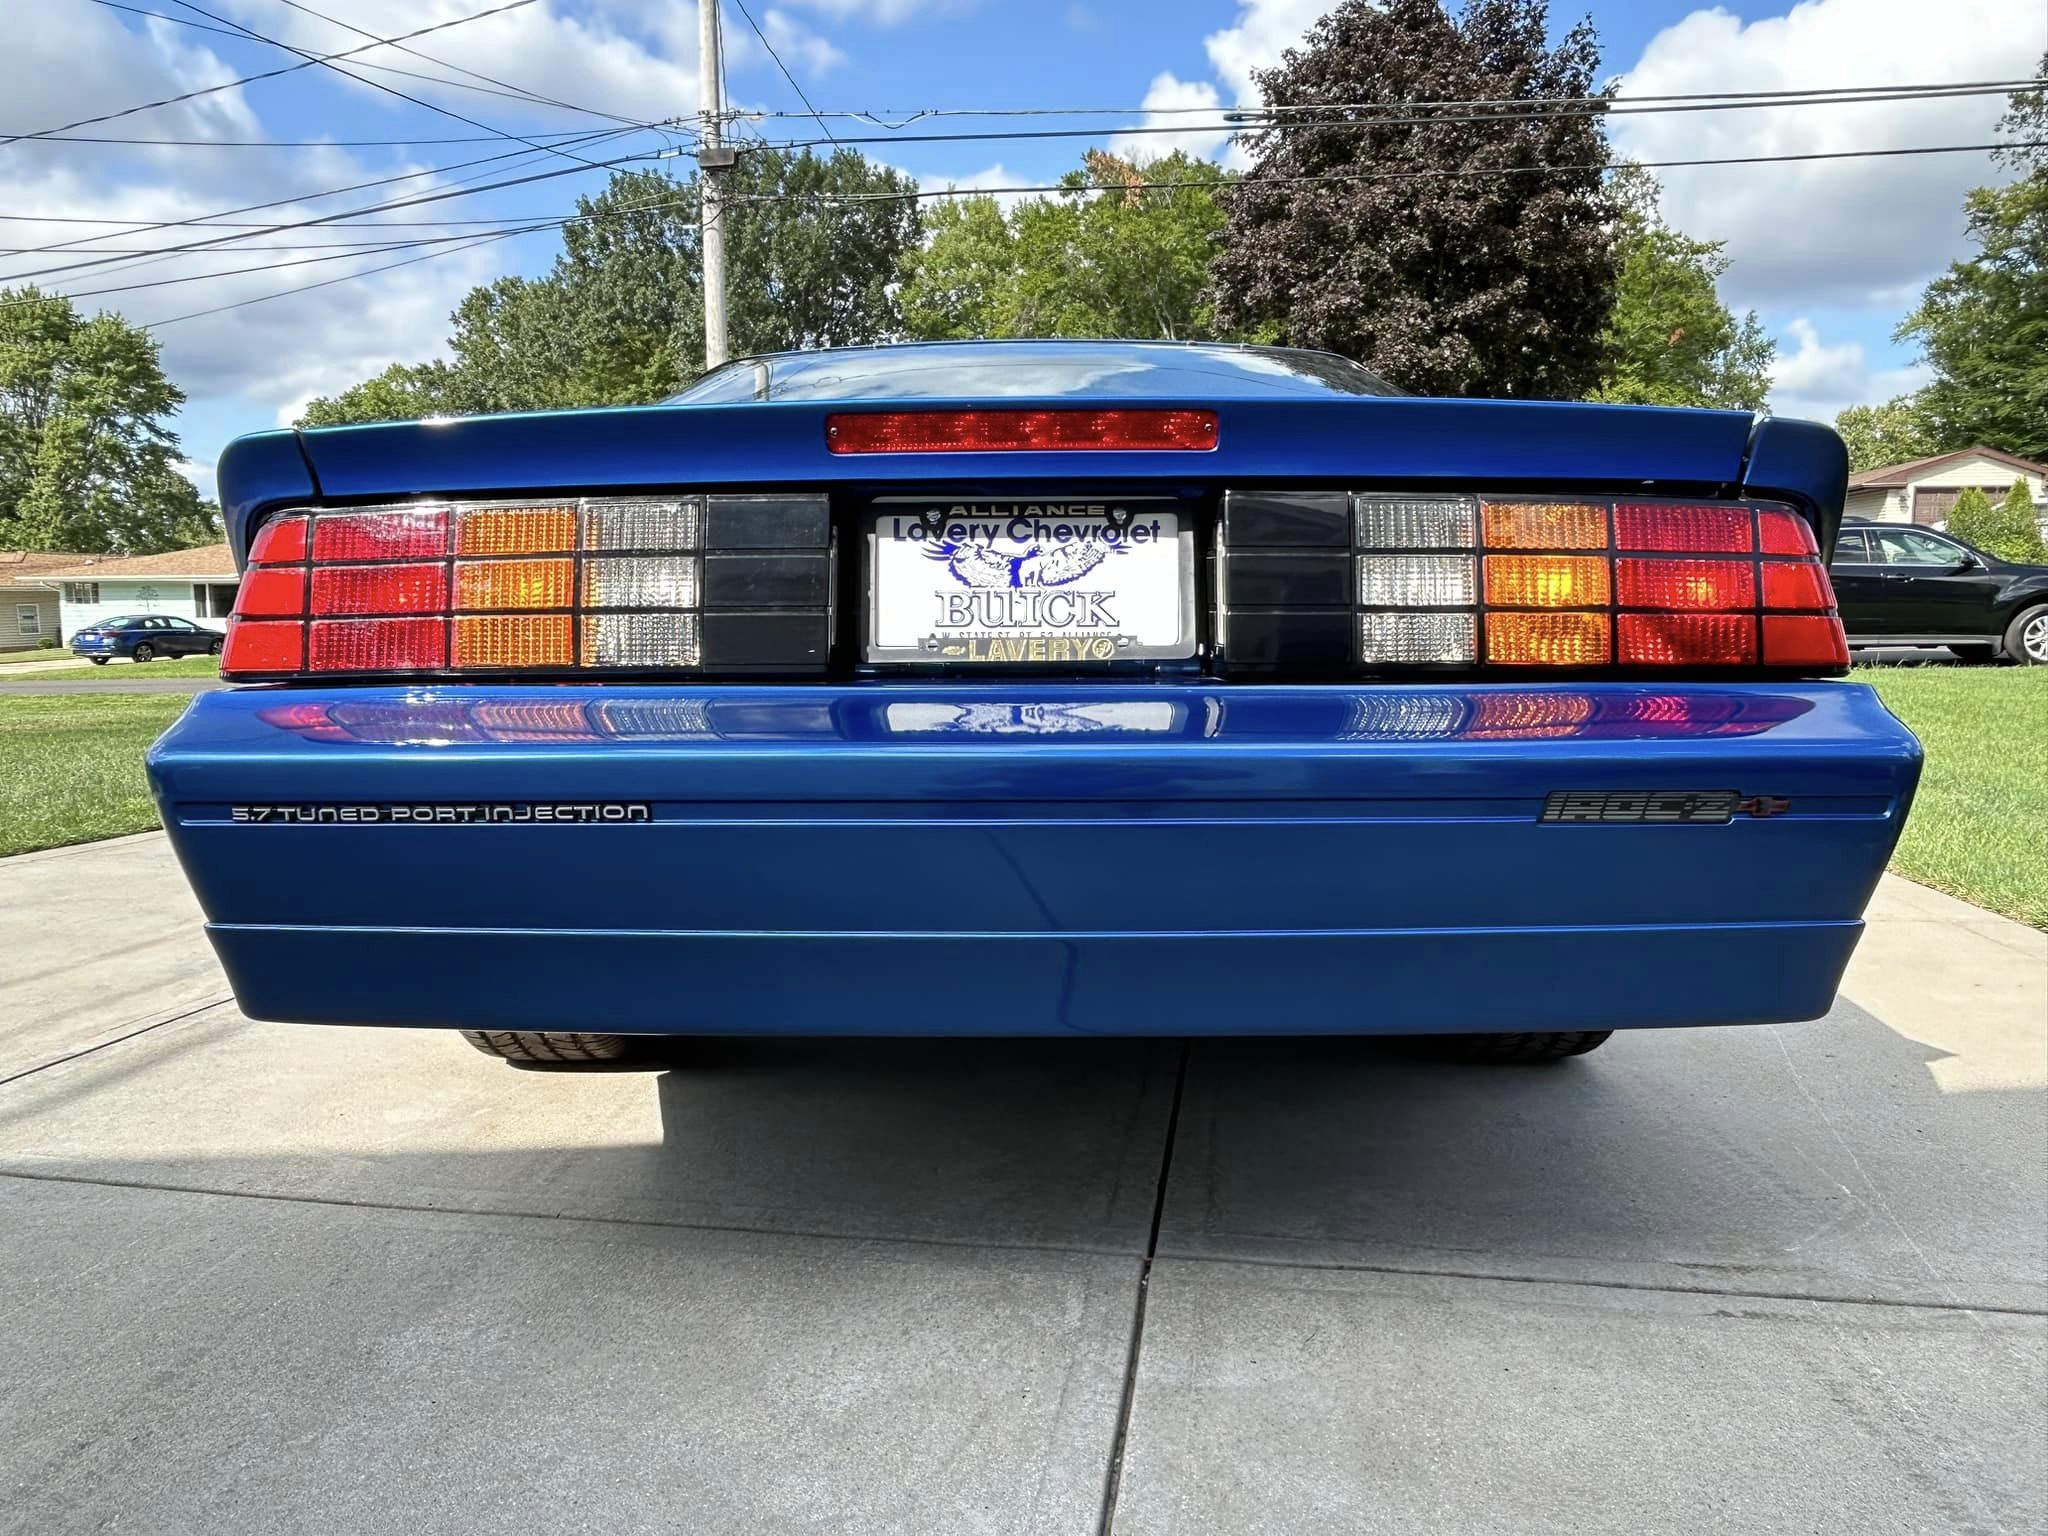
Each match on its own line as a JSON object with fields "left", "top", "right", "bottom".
{"left": 3, "top": 0, "right": 2041, "bottom": 502}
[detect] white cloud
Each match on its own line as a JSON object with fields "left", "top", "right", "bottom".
{"left": 915, "top": 162, "right": 1034, "bottom": 214}
{"left": 1202, "top": 0, "right": 1330, "bottom": 107}
{"left": 1611, "top": 0, "right": 2041, "bottom": 313}
{"left": 175, "top": 458, "right": 217, "bottom": 504}
{"left": 1769, "top": 318, "right": 1933, "bottom": 423}
{"left": 1108, "top": 73, "right": 1234, "bottom": 165}
{"left": 777, "top": 0, "right": 967, "bottom": 24}
{"left": 760, "top": 8, "right": 847, "bottom": 75}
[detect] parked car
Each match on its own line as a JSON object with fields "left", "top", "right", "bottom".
{"left": 70, "top": 614, "right": 225, "bottom": 664}
{"left": 1830, "top": 518, "right": 2048, "bottom": 664}
{"left": 147, "top": 339, "right": 1919, "bottom": 1069}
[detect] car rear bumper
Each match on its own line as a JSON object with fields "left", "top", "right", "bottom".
{"left": 146, "top": 681, "right": 1921, "bottom": 1037}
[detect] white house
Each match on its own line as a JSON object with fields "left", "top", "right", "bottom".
{"left": 44, "top": 544, "right": 242, "bottom": 639}
{"left": 1843, "top": 445, "right": 2047, "bottom": 529}
{"left": 0, "top": 551, "right": 93, "bottom": 653}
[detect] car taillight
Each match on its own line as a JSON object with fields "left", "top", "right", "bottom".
{"left": 222, "top": 495, "right": 830, "bottom": 680}
{"left": 825, "top": 409, "right": 1220, "bottom": 454}
{"left": 1219, "top": 491, "right": 1846, "bottom": 675}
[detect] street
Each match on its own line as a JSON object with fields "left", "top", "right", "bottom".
{"left": 0, "top": 833, "right": 2042, "bottom": 1534}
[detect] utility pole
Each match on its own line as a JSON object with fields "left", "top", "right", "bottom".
{"left": 697, "top": 0, "right": 733, "bottom": 370}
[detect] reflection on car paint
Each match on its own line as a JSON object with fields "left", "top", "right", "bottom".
{"left": 255, "top": 688, "right": 1813, "bottom": 748}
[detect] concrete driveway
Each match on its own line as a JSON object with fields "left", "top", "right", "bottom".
{"left": 1, "top": 835, "right": 2042, "bottom": 1535}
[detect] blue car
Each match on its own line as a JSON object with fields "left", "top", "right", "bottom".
{"left": 71, "top": 613, "right": 225, "bottom": 664}
{"left": 146, "top": 340, "right": 1920, "bottom": 1067}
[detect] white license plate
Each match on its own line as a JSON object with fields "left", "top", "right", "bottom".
{"left": 867, "top": 499, "right": 1194, "bottom": 663}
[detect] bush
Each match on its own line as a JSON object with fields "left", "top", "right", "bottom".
{"left": 35, "top": 636, "right": 57, "bottom": 649}
{"left": 1950, "top": 480, "right": 2048, "bottom": 562}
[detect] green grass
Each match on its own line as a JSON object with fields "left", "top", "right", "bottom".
{"left": 0, "top": 694, "right": 192, "bottom": 857}
{"left": 2, "top": 654, "right": 221, "bottom": 682}
{"left": 1854, "top": 664, "right": 2048, "bottom": 929}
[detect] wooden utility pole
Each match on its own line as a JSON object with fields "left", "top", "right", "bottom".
{"left": 698, "top": 0, "right": 733, "bottom": 370}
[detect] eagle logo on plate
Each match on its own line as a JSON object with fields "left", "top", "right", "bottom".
{"left": 924, "top": 537, "right": 1121, "bottom": 589}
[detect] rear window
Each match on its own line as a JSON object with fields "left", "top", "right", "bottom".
{"left": 670, "top": 342, "right": 1400, "bottom": 405}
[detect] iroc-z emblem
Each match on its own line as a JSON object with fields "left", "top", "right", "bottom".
{"left": 1540, "top": 791, "right": 1793, "bottom": 825}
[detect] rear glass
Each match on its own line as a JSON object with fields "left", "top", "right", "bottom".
{"left": 670, "top": 343, "right": 1400, "bottom": 404}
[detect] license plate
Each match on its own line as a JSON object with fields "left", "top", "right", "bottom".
{"left": 868, "top": 499, "right": 1194, "bottom": 663}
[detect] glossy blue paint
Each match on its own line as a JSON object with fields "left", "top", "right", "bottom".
{"left": 147, "top": 681, "right": 1920, "bottom": 1037}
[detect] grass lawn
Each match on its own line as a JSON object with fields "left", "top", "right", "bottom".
{"left": 3, "top": 654, "right": 221, "bottom": 682}
{"left": 1855, "top": 664, "right": 2048, "bottom": 929}
{"left": 0, "top": 694, "right": 192, "bottom": 857}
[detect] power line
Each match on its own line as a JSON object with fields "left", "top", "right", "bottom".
{"left": 140, "top": 226, "right": 537, "bottom": 329}
{"left": 728, "top": 0, "right": 838, "bottom": 148}
{"left": 159, "top": 0, "right": 623, "bottom": 180}
{"left": 731, "top": 76, "right": 2048, "bottom": 125}
{"left": 723, "top": 138, "right": 2048, "bottom": 205}
{"left": 259, "top": 0, "right": 657, "bottom": 133}
{"left": 3, "top": 0, "right": 540, "bottom": 147}
{"left": 742, "top": 80, "right": 2048, "bottom": 155}
{"left": 14, "top": 127, "right": 644, "bottom": 149}
{"left": 0, "top": 124, "right": 642, "bottom": 279}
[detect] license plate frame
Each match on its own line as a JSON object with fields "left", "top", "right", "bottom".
{"left": 866, "top": 497, "right": 1196, "bottom": 665}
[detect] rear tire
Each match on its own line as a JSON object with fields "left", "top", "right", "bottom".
{"left": 208, "top": 638, "right": 224, "bottom": 656}
{"left": 132, "top": 643, "right": 155, "bottom": 663}
{"left": 460, "top": 1030, "right": 630, "bottom": 1064}
{"left": 89, "top": 657, "right": 108, "bottom": 666}
{"left": 1441, "top": 1030, "right": 1613, "bottom": 1063}
{"left": 2003, "top": 604, "right": 2048, "bottom": 665}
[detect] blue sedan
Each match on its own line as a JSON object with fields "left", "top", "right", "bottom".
{"left": 146, "top": 340, "right": 1919, "bottom": 1068}
{"left": 71, "top": 614, "right": 224, "bottom": 664}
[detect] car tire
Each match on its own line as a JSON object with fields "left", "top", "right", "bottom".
{"left": 89, "top": 657, "right": 108, "bottom": 666}
{"left": 459, "top": 1030, "right": 631, "bottom": 1064}
{"left": 208, "top": 639, "right": 224, "bottom": 656}
{"left": 2003, "top": 604, "right": 2048, "bottom": 666}
{"left": 1439, "top": 1030, "right": 1614, "bottom": 1063}
{"left": 132, "top": 643, "right": 155, "bottom": 663}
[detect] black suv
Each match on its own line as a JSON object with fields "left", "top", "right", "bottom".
{"left": 1830, "top": 519, "right": 2048, "bottom": 664}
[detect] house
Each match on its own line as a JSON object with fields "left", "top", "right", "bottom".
{"left": 43, "top": 544, "right": 242, "bottom": 640}
{"left": 0, "top": 551, "right": 94, "bottom": 653}
{"left": 1844, "top": 445, "right": 2047, "bottom": 528}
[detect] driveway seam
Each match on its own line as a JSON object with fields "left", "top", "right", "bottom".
{"left": 1152, "top": 1248, "right": 2048, "bottom": 1318}
{"left": 0, "top": 994, "right": 234, "bottom": 1090}
{"left": 0, "top": 1164, "right": 1146, "bottom": 1263}
{"left": 1097, "top": 1039, "right": 1192, "bottom": 1536}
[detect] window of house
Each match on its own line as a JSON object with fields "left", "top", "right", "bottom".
{"left": 16, "top": 604, "right": 40, "bottom": 637}
{"left": 193, "top": 582, "right": 239, "bottom": 618}
{"left": 62, "top": 582, "right": 99, "bottom": 605}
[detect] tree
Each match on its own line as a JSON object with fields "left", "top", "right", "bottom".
{"left": 1586, "top": 165, "right": 1773, "bottom": 410}
{"left": 902, "top": 151, "right": 1235, "bottom": 341}
{"left": 1950, "top": 479, "right": 2048, "bottom": 563}
{"left": 1833, "top": 396, "right": 1943, "bottom": 472}
{"left": 1896, "top": 66, "right": 2048, "bottom": 459}
{"left": 1208, "top": 0, "right": 1615, "bottom": 399}
{"left": 0, "top": 286, "right": 217, "bottom": 553}
{"left": 300, "top": 151, "right": 922, "bottom": 426}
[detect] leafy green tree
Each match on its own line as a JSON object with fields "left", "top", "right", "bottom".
{"left": 903, "top": 151, "right": 1234, "bottom": 341}
{"left": 0, "top": 286, "right": 215, "bottom": 553}
{"left": 300, "top": 151, "right": 922, "bottom": 426}
{"left": 1950, "top": 479, "right": 2047, "bottom": 562}
{"left": 1587, "top": 165, "right": 1773, "bottom": 410}
{"left": 1209, "top": 0, "right": 1615, "bottom": 398}
{"left": 1833, "top": 396, "right": 1944, "bottom": 471}
{"left": 1896, "top": 67, "right": 2048, "bottom": 459}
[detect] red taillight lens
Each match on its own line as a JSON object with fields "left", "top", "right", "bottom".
{"left": 1762, "top": 562, "right": 1834, "bottom": 610}
{"left": 1614, "top": 503, "right": 1753, "bottom": 553}
{"left": 825, "top": 408, "right": 1220, "bottom": 454}
{"left": 221, "top": 618, "right": 302, "bottom": 673}
{"left": 1758, "top": 507, "right": 1819, "bottom": 556}
{"left": 248, "top": 514, "right": 308, "bottom": 564}
{"left": 236, "top": 567, "right": 305, "bottom": 617}
{"left": 1616, "top": 558, "right": 1754, "bottom": 611}
{"left": 1617, "top": 613, "right": 1758, "bottom": 667}
{"left": 309, "top": 617, "right": 446, "bottom": 672}
{"left": 311, "top": 508, "right": 448, "bottom": 562}
{"left": 310, "top": 562, "right": 448, "bottom": 616}
{"left": 1763, "top": 614, "right": 1850, "bottom": 667}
